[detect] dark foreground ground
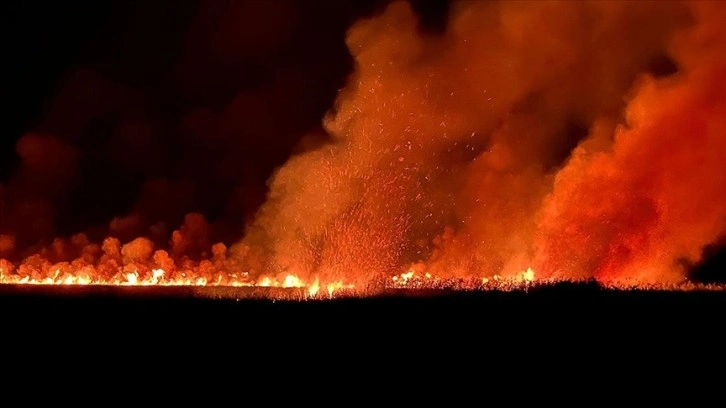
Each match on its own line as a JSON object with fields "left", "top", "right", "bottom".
{"left": 2, "top": 283, "right": 724, "bottom": 342}
{"left": 4, "top": 283, "right": 717, "bottom": 382}
{"left": 3, "top": 283, "right": 725, "bottom": 379}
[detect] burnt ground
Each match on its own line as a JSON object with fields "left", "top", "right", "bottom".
{"left": 2, "top": 283, "right": 724, "bottom": 348}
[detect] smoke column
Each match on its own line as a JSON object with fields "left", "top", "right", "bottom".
{"left": 238, "top": 0, "right": 726, "bottom": 286}
{"left": 534, "top": 1, "right": 726, "bottom": 284}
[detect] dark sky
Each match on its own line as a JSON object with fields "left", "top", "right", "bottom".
{"left": 0, "top": 0, "right": 454, "bottom": 249}
{"left": 1, "top": 0, "right": 407, "bottom": 246}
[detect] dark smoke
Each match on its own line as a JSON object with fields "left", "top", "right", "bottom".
{"left": 1, "top": 0, "right": 387, "bottom": 260}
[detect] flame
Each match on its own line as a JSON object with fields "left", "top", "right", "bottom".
{"left": 1, "top": 258, "right": 725, "bottom": 298}
{"left": 388, "top": 266, "right": 542, "bottom": 290}
{"left": 283, "top": 274, "right": 304, "bottom": 288}
{"left": 126, "top": 271, "right": 139, "bottom": 285}
{"left": 151, "top": 268, "right": 165, "bottom": 284}
{"left": 304, "top": 277, "right": 352, "bottom": 298}
{"left": 308, "top": 277, "right": 321, "bottom": 297}
{"left": 0, "top": 256, "right": 542, "bottom": 296}
{"left": 521, "top": 267, "right": 535, "bottom": 283}
{"left": 326, "top": 281, "right": 352, "bottom": 297}
{"left": 0, "top": 256, "right": 369, "bottom": 299}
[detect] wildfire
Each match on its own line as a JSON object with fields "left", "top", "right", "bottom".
{"left": 3, "top": 2, "right": 726, "bottom": 300}
{"left": 389, "top": 266, "right": 539, "bottom": 290}
{"left": 0, "top": 261, "right": 360, "bottom": 298}
{"left": 521, "top": 267, "right": 535, "bottom": 283}
{"left": 0, "top": 252, "right": 546, "bottom": 298}
{"left": 3, "top": 256, "right": 726, "bottom": 299}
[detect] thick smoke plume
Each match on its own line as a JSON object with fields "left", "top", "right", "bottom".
{"left": 535, "top": 1, "right": 726, "bottom": 284}
{"left": 239, "top": 0, "right": 726, "bottom": 285}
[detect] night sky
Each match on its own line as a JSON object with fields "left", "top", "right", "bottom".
{"left": 1, "top": 0, "right": 393, "bottom": 243}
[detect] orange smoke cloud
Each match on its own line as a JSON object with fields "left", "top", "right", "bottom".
{"left": 534, "top": 1, "right": 726, "bottom": 284}
{"left": 238, "top": 0, "right": 726, "bottom": 286}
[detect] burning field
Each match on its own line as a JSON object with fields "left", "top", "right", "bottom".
{"left": 3, "top": 0, "right": 726, "bottom": 302}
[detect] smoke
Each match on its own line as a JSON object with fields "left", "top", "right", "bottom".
{"left": 534, "top": 1, "right": 726, "bottom": 284}
{"left": 3, "top": 0, "right": 726, "bottom": 287}
{"left": 239, "top": 0, "right": 726, "bottom": 285}
{"left": 1, "top": 0, "right": 374, "bottom": 260}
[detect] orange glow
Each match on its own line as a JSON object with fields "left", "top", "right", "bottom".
{"left": 1, "top": 259, "right": 725, "bottom": 298}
